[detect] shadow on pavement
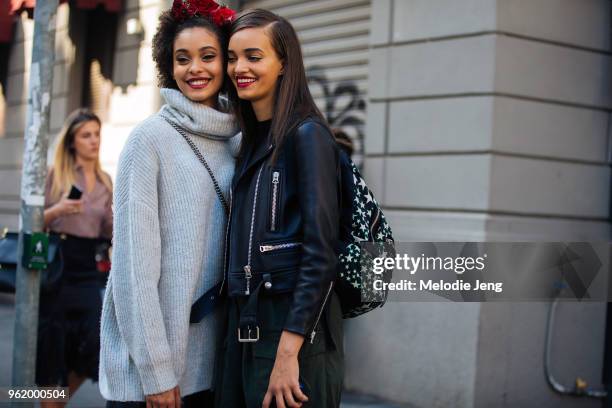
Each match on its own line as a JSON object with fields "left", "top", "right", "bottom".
{"left": 0, "top": 293, "right": 407, "bottom": 408}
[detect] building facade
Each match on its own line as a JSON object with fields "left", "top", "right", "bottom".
{"left": 0, "top": 1, "right": 610, "bottom": 407}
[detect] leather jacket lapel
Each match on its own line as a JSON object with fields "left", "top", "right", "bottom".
{"left": 233, "top": 142, "right": 274, "bottom": 189}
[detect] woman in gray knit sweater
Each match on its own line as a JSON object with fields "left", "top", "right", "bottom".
{"left": 99, "top": 2, "right": 237, "bottom": 407}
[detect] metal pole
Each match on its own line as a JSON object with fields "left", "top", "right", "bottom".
{"left": 11, "top": 0, "right": 58, "bottom": 406}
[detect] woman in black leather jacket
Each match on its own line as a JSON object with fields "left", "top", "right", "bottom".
{"left": 215, "top": 8, "right": 344, "bottom": 408}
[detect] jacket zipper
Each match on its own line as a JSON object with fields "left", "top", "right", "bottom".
{"left": 270, "top": 171, "right": 280, "bottom": 231}
{"left": 259, "top": 242, "right": 302, "bottom": 253}
{"left": 244, "top": 165, "right": 265, "bottom": 295}
{"left": 310, "top": 281, "right": 334, "bottom": 344}
{"left": 220, "top": 188, "right": 233, "bottom": 295}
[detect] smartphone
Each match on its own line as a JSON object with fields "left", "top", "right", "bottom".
{"left": 67, "top": 185, "right": 83, "bottom": 200}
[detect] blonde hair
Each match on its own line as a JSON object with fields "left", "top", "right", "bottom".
{"left": 50, "top": 108, "right": 112, "bottom": 201}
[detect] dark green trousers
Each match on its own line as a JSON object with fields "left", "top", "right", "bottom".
{"left": 214, "top": 291, "right": 344, "bottom": 408}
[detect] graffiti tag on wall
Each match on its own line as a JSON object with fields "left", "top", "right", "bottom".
{"left": 307, "top": 65, "right": 366, "bottom": 166}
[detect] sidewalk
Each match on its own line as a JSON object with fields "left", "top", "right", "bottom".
{"left": 0, "top": 293, "right": 406, "bottom": 408}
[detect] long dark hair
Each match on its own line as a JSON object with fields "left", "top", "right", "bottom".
{"left": 228, "top": 9, "right": 327, "bottom": 159}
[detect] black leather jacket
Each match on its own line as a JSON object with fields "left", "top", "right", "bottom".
{"left": 224, "top": 117, "right": 340, "bottom": 337}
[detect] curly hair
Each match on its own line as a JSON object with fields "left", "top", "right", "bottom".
{"left": 152, "top": 11, "right": 230, "bottom": 92}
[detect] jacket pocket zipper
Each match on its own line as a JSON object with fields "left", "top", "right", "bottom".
{"left": 244, "top": 165, "right": 265, "bottom": 295}
{"left": 270, "top": 171, "right": 280, "bottom": 231}
{"left": 259, "top": 241, "right": 302, "bottom": 253}
{"left": 310, "top": 281, "right": 334, "bottom": 344}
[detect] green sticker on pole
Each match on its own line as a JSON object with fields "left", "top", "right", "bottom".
{"left": 22, "top": 232, "right": 49, "bottom": 270}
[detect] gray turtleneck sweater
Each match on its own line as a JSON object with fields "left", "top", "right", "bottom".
{"left": 99, "top": 89, "right": 240, "bottom": 401}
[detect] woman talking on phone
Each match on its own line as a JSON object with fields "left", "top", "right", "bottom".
{"left": 38, "top": 108, "right": 113, "bottom": 407}
{"left": 215, "top": 9, "right": 344, "bottom": 408}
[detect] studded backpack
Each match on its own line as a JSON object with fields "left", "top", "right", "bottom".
{"left": 335, "top": 149, "right": 395, "bottom": 318}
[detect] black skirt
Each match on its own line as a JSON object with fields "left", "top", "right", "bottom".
{"left": 36, "top": 235, "right": 103, "bottom": 387}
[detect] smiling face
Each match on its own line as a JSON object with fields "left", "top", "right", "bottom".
{"left": 173, "top": 26, "right": 224, "bottom": 106}
{"left": 227, "top": 26, "right": 284, "bottom": 119}
{"left": 72, "top": 120, "right": 101, "bottom": 162}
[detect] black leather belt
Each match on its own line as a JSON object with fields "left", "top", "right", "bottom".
{"left": 237, "top": 272, "right": 274, "bottom": 343}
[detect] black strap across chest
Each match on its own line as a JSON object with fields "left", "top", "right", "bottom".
{"left": 162, "top": 117, "right": 228, "bottom": 324}
{"left": 162, "top": 117, "right": 230, "bottom": 217}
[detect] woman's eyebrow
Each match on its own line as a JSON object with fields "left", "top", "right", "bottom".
{"left": 227, "top": 48, "right": 263, "bottom": 54}
{"left": 199, "top": 46, "right": 217, "bottom": 52}
{"left": 174, "top": 46, "right": 217, "bottom": 54}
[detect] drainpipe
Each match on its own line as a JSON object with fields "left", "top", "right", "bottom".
{"left": 544, "top": 294, "right": 606, "bottom": 399}
{"left": 602, "top": 298, "right": 612, "bottom": 406}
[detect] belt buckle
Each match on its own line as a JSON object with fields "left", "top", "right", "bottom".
{"left": 237, "top": 326, "right": 260, "bottom": 343}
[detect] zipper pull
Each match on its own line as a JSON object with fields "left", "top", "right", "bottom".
{"left": 244, "top": 265, "right": 252, "bottom": 295}
{"left": 272, "top": 172, "right": 280, "bottom": 184}
{"left": 309, "top": 281, "right": 334, "bottom": 345}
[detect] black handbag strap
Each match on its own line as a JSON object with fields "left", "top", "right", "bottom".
{"left": 163, "top": 117, "right": 230, "bottom": 216}
{"left": 163, "top": 117, "right": 230, "bottom": 323}
{"left": 189, "top": 281, "right": 223, "bottom": 323}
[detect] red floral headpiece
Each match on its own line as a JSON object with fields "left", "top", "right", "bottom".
{"left": 171, "top": 0, "right": 236, "bottom": 26}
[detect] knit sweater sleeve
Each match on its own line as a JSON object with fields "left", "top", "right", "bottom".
{"left": 110, "top": 126, "right": 177, "bottom": 395}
